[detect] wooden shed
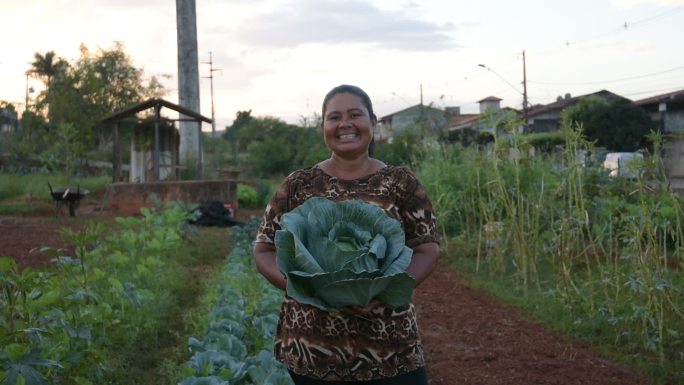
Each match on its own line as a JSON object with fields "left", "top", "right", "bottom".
{"left": 101, "top": 98, "right": 212, "bottom": 183}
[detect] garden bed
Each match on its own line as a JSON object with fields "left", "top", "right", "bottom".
{"left": 0, "top": 208, "right": 652, "bottom": 384}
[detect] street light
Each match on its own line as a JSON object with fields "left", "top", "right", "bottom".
{"left": 391, "top": 92, "right": 412, "bottom": 107}
{"left": 478, "top": 54, "right": 530, "bottom": 129}
{"left": 477, "top": 63, "right": 523, "bottom": 96}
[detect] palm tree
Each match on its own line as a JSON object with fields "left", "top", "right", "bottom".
{"left": 30, "top": 51, "right": 69, "bottom": 125}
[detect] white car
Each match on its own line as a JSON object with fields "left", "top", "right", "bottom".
{"left": 602, "top": 152, "right": 644, "bottom": 178}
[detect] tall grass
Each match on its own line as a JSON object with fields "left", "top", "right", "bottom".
{"left": 417, "top": 124, "right": 684, "bottom": 382}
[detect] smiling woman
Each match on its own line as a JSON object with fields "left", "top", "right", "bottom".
{"left": 252, "top": 84, "right": 440, "bottom": 384}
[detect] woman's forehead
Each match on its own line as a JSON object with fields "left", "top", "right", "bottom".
{"left": 325, "top": 93, "right": 366, "bottom": 112}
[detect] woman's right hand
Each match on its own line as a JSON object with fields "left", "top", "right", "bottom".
{"left": 253, "top": 242, "right": 287, "bottom": 291}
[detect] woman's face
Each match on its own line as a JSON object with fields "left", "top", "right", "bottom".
{"left": 322, "top": 92, "right": 376, "bottom": 158}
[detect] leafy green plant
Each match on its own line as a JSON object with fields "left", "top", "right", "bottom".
{"left": 416, "top": 121, "right": 684, "bottom": 382}
{"left": 0, "top": 203, "right": 206, "bottom": 384}
{"left": 237, "top": 184, "right": 260, "bottom": 209}
{"left": 275, "top": 197, "right": 415, "bottom": 311}
{"left": 180, "top": 219, "right": 292, "bottom": 385}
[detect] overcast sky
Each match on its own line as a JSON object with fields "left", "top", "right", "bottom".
{"left": 2, "top": 0, "right": 683, "bottom": 130}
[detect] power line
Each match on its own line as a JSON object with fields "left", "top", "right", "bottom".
{"left": 620, "top": 85, "right": 684, "bottom": 98}
{"left": 528, "top": 65, "right": 684, "bottom": 86}
{"left": 564, "top": 6, "right": 684, "bottom": 48}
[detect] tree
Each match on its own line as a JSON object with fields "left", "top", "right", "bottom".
{"left": 561, "top": 96, "right": 654, "bottom": 152}
{"left": 229, "top": 115, "right": 327, "bottom": 177}
{"left": 19, "top": 44, "right": 166, "bottom": 172}
{"left": 43, "top": 43, "right": 166, "bottom": 144}
{"left": 29, "top": 51, "right": 70, "bottom": 125}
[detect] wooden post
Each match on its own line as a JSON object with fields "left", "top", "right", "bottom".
{"left": 113, "top": 122, "right": 121, "bottom": 182}
{"left": 154, "top": 103, "right": 161, "bottom": 181}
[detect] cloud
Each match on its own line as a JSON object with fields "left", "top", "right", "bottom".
{"left": 612, "top": 0, "right": 684, "bottom": 8}
{"left": 232, "top": 0, "right": 457, "bottom": 51}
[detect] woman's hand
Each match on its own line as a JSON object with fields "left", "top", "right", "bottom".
{"left": 339, "top": 299, "right": 385, "bottom": 317}
{"left": 253, "top": 242, "right": 287, "bottom": 291}
{"left": 406, "top": 242, "right": 440, "bottom": 286}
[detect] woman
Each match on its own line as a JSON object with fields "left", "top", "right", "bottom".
{"left": 253, "top": 84, "right": 440, "bottom": 384}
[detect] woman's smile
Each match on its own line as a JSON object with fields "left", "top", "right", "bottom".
{"left": 337, "top": 133, "right": 359, "bottom": 141}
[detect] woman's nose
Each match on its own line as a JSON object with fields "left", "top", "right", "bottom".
{"left": 338, "top": 117, "right": 352, "bottom": 127}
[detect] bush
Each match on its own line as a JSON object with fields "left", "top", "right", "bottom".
{"left": 237, "top": 183, "right": 261, "bottom": 209}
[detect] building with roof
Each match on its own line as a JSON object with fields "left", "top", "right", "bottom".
{"left": 377, "top": 103, "right": 450, "bottom": 140}
{"left": 525, "top": 90, "right": 628, "bottom": 133}
{"left": 635, "top": 89, "right": 684, "bottom": 133}
{"left": 447, "top": 96, "right": 519, "bottom": 135}
{"left": 0, "top": 105, "right": 19, "bottom": 134}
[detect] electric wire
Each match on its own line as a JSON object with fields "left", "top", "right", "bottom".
{"left": 528, "top": 65, "right": 684, "bottom": 86}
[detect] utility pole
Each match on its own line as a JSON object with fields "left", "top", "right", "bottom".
{"left": 176, "top": 0, "right": 202, "bottom": 178}
{"left": 522, "top": 50, "right": 529, "bottom": 131}
{"left": 25, "top": 72, "right": 30, "bottom": 112}
{"left": 202, "top": 51, "right": 221, "bottom": 136}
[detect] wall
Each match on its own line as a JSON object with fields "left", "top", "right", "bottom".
{"left": 665, "top": 111, "right": 684, "bottom": 133}
{"left": 103, "top": 179, "right": 237, "bottom": 216}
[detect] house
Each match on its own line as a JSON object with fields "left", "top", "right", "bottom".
{"left": 635, "top": 89, "right": 684, "bottom": 192}
{"left": 0, "top": 105, "right": 19, "bottom": 134}
{"left": 447, "top": 96, "right": 519, "bottom": 135}
{"left": 634, "top": 89, "right": 684, "bottom": 133}
{"left": 378, "top": 103, "right": 449, "bottom": 138}
{"left": 525, "top": 90, "right": 628, "bottom": 133}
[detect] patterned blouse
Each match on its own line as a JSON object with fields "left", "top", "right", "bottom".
{"left": 255, "top": 165, "right": 439, "bottom": 381}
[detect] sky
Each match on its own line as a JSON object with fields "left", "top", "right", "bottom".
{"left": 2, "top": 0, "right": 684, "bottom": 132}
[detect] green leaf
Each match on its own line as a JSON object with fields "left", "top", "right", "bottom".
{"left": 275, "top": 197, "right": 415, "bottom": 311}
{"left": 2, "top": 350, "right": 62, "bottom": 385}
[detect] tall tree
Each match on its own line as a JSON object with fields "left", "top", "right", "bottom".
{"left": 29, "top": 51, "right": 69, "bottom": 125}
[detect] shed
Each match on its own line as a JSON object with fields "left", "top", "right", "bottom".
{"left": 101, "top": 98, "right": 212, "bottom": 183}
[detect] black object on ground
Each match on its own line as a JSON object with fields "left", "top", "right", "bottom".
{"left": 190, "top": 201, "right": 244, "bottom": 227}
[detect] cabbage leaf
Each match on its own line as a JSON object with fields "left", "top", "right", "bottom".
{"left": 275, "top": 197, "right": 415, "bottom": 311}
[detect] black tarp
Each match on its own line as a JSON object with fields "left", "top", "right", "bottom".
{"left": 190, "top": 201, "right": 244, "bottom": 227}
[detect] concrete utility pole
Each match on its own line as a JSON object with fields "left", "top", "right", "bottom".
{"left": 176, "top": 0, "right": 202, "bottom": 178}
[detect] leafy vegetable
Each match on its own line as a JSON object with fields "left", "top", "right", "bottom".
{"left": 275, "top": 197, "right": 415, "bottom": 311}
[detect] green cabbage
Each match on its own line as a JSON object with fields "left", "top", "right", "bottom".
{"left": 274, "top": 197, "right": 415, "bottom": 311}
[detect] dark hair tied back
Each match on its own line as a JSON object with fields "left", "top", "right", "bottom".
{"left": 321, "top": 84, "right": 376, "bottom": 122}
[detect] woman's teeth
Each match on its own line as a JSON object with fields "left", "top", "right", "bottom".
{"left": 338, "top": 134, "right": 357, "bottom": 139}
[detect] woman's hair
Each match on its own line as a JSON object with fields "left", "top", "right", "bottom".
{"left": 321, "top": 84, "right": 377, "bottom": 156}
{"left": 321, "top": 84, "right": 377, "bottom": 122}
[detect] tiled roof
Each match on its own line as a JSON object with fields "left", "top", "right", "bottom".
{"left": 448, "top": 114, "right": 479, "bottom": 127}
{"left": 526, "top": 89, "right": 627, "bottom": 117}
{"left": 634, "top": 89, "right": 684, "bottom": 106}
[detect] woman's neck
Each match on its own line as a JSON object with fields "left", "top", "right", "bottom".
{"left": 319, "top": 154, "right": 383, "bottom": 180}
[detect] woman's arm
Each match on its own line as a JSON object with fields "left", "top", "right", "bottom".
{"left": 253, "top": 242, "right": 287, "bottom": 291}
{"left": 405, "top": 242, "right": 440, "bottom": 286}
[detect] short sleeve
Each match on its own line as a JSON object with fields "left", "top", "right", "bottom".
{"left": 394, "top": 168, "right": 440, "bottom": 248}
{"left": 255, "top": 176, "right": 291, "bottom": 244}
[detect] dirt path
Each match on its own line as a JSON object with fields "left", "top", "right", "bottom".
{"left": 416, "top": 263, "right": 652, "bottom": 385}
{"left": 0, "top": 208, "right": 653, "bottom": 385}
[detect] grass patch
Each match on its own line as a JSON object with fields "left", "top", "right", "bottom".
{"left": 126, "top": 225, "right": 235, "bottom": 385}
{"left": 0, "top": 172, "right": 110, "bottom": 203}
{"left": 0, "top": 202, "right": 41, "bottom": 214}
